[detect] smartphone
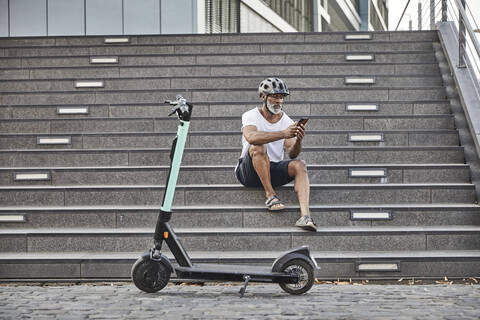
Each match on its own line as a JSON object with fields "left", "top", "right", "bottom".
{"left": 297, "top": 118, "right": 309, "bottom": 127}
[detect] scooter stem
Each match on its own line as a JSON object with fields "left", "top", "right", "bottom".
{"left": 161, "top": 120, "right": 190, "bottom": 212}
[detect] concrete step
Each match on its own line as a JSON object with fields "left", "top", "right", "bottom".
{"left": 1, "top": 226, "right": 479, "bottom": 254}
{"left": 0, "top": 87, "right": 448, "bottom": 106}
{"left": 0, "top": 146, "right": 465, "bottom": 167}
{"left": 0, "top": 164, "right": 470, "bottom": 186}
{"left": 184, "top": 52, "right": 439, "bottom": 65}
{"left": 0, "top": 183, "right": 475, "bottom": 207}
{"left": 0, "top": 41, "right": 437, "bottom": 58}
{"left": 2, "top": 249, "right": 480, "bottom": 280}
{"left": 0, "top": 115, "right": 456, "bottom": 133}
{"left": 0, "top": 130, "right": 459, "bottom": 149}
{"left": 0, "top": 76, "right": 444, "bottom": 92}
{"left": 193, "top": 88, "right": 447, "bottom": 104}
{"left": 0, "top": 52, "right": 439, "bottom": 69}
{"left": 0, "top": 102, "right": 452, "bottom": 120}
{"left": 0, "top": 203, "right": 478, "bottom": 229}
{"left": 0, "top": 63, "right": 441, "bottom": 81}
{"left": 0, "top": 31, "right": 438, "bottom": 48}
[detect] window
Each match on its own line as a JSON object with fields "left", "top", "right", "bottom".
{"left": 262, "top": 0, "right": 314, "bottom": 32}
{"left": 206, "top": 0, "right": 240, "bottom": 33}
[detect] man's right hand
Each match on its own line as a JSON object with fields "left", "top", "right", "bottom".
{"left": 284, "top": 123, "right": 298, "bottom": 139}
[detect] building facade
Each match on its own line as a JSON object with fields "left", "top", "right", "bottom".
{"left": 0, "top": 0, "right": 388, "bottom": 37}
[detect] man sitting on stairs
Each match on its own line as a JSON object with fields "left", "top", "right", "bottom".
{"left": 235, "top": 77, "right": 317, "bottom": 231}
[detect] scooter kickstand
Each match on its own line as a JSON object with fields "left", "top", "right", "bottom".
{"left": 239, "top": 275, "right": 251, "bottom": 298}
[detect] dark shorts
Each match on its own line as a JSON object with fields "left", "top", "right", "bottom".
{"left": 235, "top": 151, "right": 294, "bottom": 188}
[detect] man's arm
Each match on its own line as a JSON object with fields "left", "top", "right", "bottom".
{"left": 285, "top": 123, "right": 305, "bottom": 159}
{"left": 243, "top": 125, "right": 296, "bottom": 145}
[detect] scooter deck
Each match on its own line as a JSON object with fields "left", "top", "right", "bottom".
{"left": 175, "top": 263, "right": 298, "bottom": 283}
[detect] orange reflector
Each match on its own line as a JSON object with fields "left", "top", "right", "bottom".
{"left": 164, "top": 232, "right": 169, "bottom": 239}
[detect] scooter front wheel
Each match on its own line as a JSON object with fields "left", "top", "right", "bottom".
{"left": 279, "top": 259, "right": 314, "bottom": 295}
{"left": 131, "top": 257, "right": 171, "bottom": 293}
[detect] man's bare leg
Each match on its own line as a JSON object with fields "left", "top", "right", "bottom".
{"left": 249, "top": 145, "right": 283, "bottom": 210}
{"left": 288, "top": 160, "right": 310, "bottom": 217}
{"left": 249, "top": 144, "right": 274, "bottom": 198}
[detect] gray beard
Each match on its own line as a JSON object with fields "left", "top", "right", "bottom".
{"left": 266, "top": 101, "right": 282, "bottom": 114}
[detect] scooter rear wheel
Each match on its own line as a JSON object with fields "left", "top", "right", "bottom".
{"left": 131, "top": 257, "right": 171, "bottom": 293}
{"left": 279, "top": 259, "right": 314, "bottom": 295}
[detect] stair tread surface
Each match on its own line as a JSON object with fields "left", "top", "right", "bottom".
{"left": 1, "top": 203, "right": 478, "bottom": 210}
{"left": 3, "top": 225, "right": 480, "bottom": 234}
{"left": 2, "top": 250, "right": 480, "bottom": 261}
{"left": 0, "top": 183, "right": 475, "bottom": 190}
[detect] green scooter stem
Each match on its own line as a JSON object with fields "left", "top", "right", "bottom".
{"left": 161, "top": 120, "right": 190, "bottom": 212}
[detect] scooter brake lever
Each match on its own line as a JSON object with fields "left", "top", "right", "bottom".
{"left": 168, "top": 107, "right": 178, "bottom": 117}
{"left": 165, "top": 99, "right": 179, "bottom": 116}
{"left": 165, "top": 100, "right": 177, "bottom": 105}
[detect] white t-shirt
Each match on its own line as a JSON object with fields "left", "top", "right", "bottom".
{"left": 240, "top": 107, "right": 294, "bottom": 162}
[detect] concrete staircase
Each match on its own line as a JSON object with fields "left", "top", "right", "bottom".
{"left": 1, "top": 31, "right": 480, "bottom": 281}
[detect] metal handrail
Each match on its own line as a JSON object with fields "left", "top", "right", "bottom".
{"left": 395, "top": 0, "right": 480, "bottom": 74}
{"left": 393, "top": 0, "right": 480, "bottom": 92}
{"left": 395, "top": 0, "right": 413, "bottom": 31}
{"left": 450, "top": 0, "right": 480, "bottom": 61}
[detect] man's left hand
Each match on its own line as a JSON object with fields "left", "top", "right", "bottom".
{"left": 295, "top": 123, "right": 306, "bottom": 142}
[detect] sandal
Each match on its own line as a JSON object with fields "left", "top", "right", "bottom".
{"left": 265, "top": 195, "right": 285, "bottom": 211}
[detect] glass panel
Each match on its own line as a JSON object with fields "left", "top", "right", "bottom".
{"left": 86, "top": 0, "right": 123, "bottom": 35}
{"left": 124, "top": 0, "right": 160, "bottom": 35}
{"left": 206, "top": 0, "right": 239, "bottom": 33}
{"left": 10, "top": 0, "right": 47, "bottom": 36}
{"left": 0, "top": 0, "right": 8, "bottom": 36}
{"left": 262, "top": 0, "right": 314, "bottom": 32}
{"left": 161, "top": 0, "right": 194, "bottom": 34}
{"left": 48, "top": 0, "right": 85, "bottom": 36}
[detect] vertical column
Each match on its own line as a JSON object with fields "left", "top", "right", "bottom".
{"left": 313, "top": 0, "right": 321, "bottom": 32}
{"left": 418, "top": 2, "right": 422, "bottom": 30}
{"left": 0, "top": 0, "right": 8, "bottom": 36}
{"left": 442, "top": 0, "right": 447, "bottom": 22}
{"left": 430, "top": 0, "right": 435, "bottom": 29}
{"left": 458, "top": 0, "right": 466, "bottom": 68}
{"left": 197, "top": 0, "right": 206, "bottom": 33}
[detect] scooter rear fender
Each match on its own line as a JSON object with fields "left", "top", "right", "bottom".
{"left": 271, "top": 246, "right": 319, "bottom": 272}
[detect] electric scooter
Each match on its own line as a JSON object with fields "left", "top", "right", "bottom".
{"left": 131, "top": 95, "right": 319, "bottom": 297}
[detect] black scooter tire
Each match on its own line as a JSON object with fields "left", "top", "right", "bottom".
{"left": 279, "top": 259, "right": 314, "bottom": 295}
{"left": 131, "top": 257, "right": 171, "bottom": 293}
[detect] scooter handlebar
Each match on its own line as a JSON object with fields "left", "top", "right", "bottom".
{"left": 165, "top": 95, "right": 193, "bottom": 121}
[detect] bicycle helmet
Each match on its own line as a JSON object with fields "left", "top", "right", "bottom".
{"left": 258, "top": 77, "right": 290, "bottom": 97}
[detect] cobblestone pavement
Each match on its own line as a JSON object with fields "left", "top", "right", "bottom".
{"left": 1, "top": 282, "right": 480, "bottom": 319}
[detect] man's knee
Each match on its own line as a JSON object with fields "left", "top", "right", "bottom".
{"left": 289, "top": 160, "right": 307, "bottom": 176}
{"left": 249, "top": 144, "right": 268, "bottom": 158}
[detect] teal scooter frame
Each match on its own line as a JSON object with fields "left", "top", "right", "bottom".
{"left": 131, "top": 95, "right": 319, "bottom": 297}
